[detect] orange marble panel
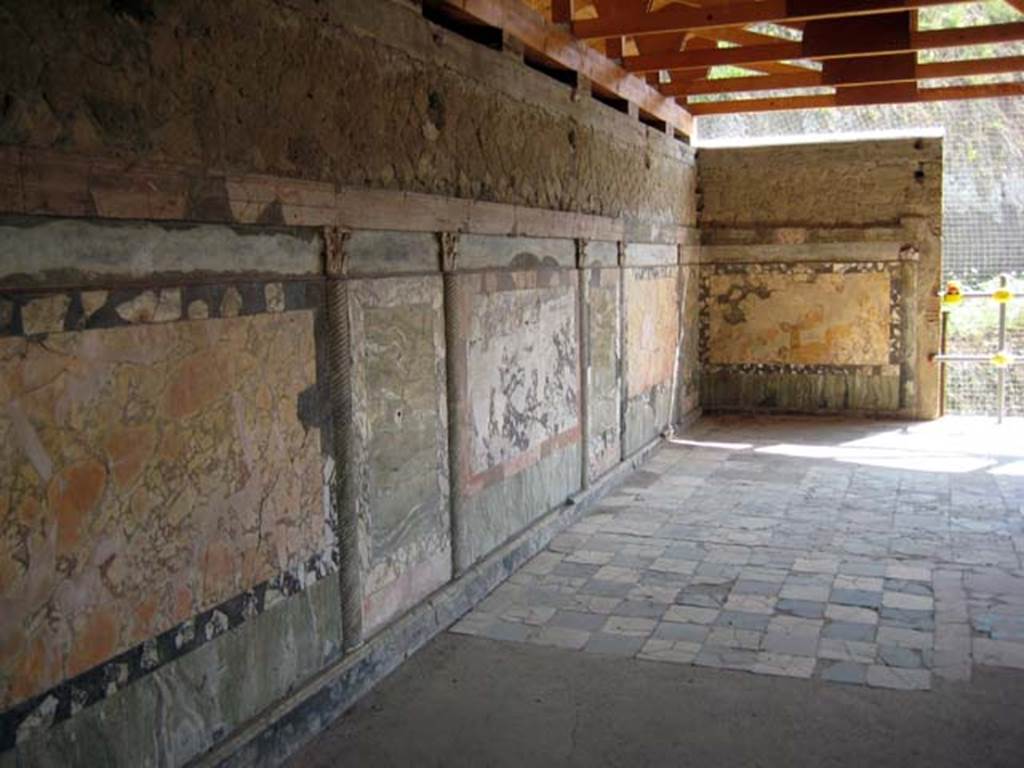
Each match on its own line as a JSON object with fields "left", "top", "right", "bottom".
{"left": 0, "top": 311, "right": 327, "bottom": 708}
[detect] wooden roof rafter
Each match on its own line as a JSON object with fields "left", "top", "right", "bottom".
{"left": 482, "top": 0, "right": 1024, "bottom": 121}
{"left": 622, "top": 20, "right": 1024, "bottom": 73}
{"left": 572, "top": 0, "right": 980, "bottom": 40}
{"left": 439, "top": 0, "right": 694, "bottom": 135}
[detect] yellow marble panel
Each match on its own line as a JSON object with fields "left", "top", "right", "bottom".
{"left": 626, "top": 272, "right": 679, "bottom": 397}
{"left": 707, "top": 271, "right": 891, "bottom": 366}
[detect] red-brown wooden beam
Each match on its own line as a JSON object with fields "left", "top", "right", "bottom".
{"left": 573, "top": 0, "right": 973, "bottom": 40}
{"left": 671, "top": 55, "right": 1024, "bottom": 96}
{"left": 444, "top": 0, "right": 693, "bottom": 134}
{"left": 685, "top": 81, "right": 1024, "bottom": 115}
{"left": 623, "top": 20, "right": 1024, "bottom": 72}
{"left": 694, "top": 26, "right": 817, "bottom": 76}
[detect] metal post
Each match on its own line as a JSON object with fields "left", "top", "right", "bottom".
{"left": 996, "top": 274, "right": 1008, "bottom": 425}
{"left": 940, "top": 310, "right": 948, "bottom": 417}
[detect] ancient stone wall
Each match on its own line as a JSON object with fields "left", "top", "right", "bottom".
{"left": 0, "top": 0, "right": 699, "bottom": 763}
{"left": 697, "top": 137, "right": 943, "bottom": 418}
{"left": 0, "top": 0, "right": 694, "bottom": 229}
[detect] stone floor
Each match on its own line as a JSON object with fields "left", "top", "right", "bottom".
{"left": 452, "top": 416, "right": 1024, "bottom": 691}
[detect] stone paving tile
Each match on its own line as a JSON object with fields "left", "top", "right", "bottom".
{"left": 793, "top": 557, "right": 840, "bottom": 574}
{"left": 594, "top": 565, "right": 642, "bottom": 583}
{"left": 450, "top": 611, "right": 498, "bottom": 636}
{"left": 529, "top": 625, "right": 590, "bottom": 650}
{"left": 716, "top": 611, "right": 772, "bottom": 631}
{"left": 839, "top": 561, "right": 888, "bottom": 577}
{"left": 834, "top": 575, "right": 885, "bottom": 592}
{"left": 763, "top": 632, "right": 820, "bottom": 657}
{"left": 831, "top": 589, "right": 882, "bottom": 609}
{"left": 723, "top": 594, "right": 777, "bottom": 614}
{"left": 694, "top": 646, "right": 759, "bottom": 671}
{"left": 822, "top": 621, "right": 877, "bottom": 642}
{"left": 877, "top": 645, "right": 927, "bottom": 669}
{"left": 638, "top": 638, "right": 701, "bottom": 665}
{"left": 732, "top": 579, "right": 782, "bottom": 596}
{"left": 779, "top": 583, "right": 831, "bottom": 602}
{"left": 775, "top": 599, "right": 826, "bottom": 619}
{"left": 603, "top": 616, "right": 658, "bottom": 637}
{"left": 521, "top": 551, "right": 563, "bottom": 575}
{"left": 478, "top": 620, "right": 534, "bottom": 643}
{"left": 818, "top": 639, "right": 876, "bottom": 663}
{"left": 677, "top": 584, "right": 730, "bottom": 608}
{"left": 884, "top": 578, "right": 933, "bottom": 596}
{"left": 615, "top": 600, "right": 670, "bottom": 620}
{"left": 882, "top": 592, "right": 935, "bottom": 611}
{"left": 876, "top": 627, "right": 933, "bottom": 650}
{"left": 628, "top": 584, "right": 681, "bottom": 604}
{"left": 973, "top": 638, "right": 1024, "bottom": 669}
{"left": 886, "top": 564, "right": 933, "bottom": 582}
{"left": 753, "top": 653, "right": 816, "bottom": 678}
{"left": 650, "top": 558, "right": 699, "bottom": 575}
{"left": 564, "top": 594, "right": 622, "bottom": 615}
{"left": 818, "top": 660, "right": 869, "bottom": 685}
{"left": 879, "top": 608, "right": 935, "bottom": 631}
{"left": 654, "top": 621, "right": 710, "bottom": 643}
{"left": 579, "top": 580, "right": 634, "bottom": 598}
{"left": 548, "top": 610, "right": 609, "bottom": 632}
{"left": 706, "top": 627, "right": 763, "bottom": 651}
{"left": 585, "top": 633, "right": 647, "bottom": 657}
{"left": 739, "top": 566, "right": 789, "bottom": 583}
{"left": 825, "top": 604, "right": 879, "bottom": 625}
{"left": 664, "top": 605, "right": 719, "bottom": 624}
{"left": 500, "top": 605, "right": 557, "bottom": 626}
{"left": 454, "top": 419, "right": 1024, "bottom": 691}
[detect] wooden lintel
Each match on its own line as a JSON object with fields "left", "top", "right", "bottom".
{"left": 0, "top": 147, "right": 693, "bottom": 244}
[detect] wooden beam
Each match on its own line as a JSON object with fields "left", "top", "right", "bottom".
{"left": 623, "top": 20, "right": 1024, "bottom": 72}
{"left": 442, "top": 0, "right": 693, "bottom": 134}
{"left": 551, "top": 0, "right": 572, "bottom": 24}
{"left": 573, "top": 0, "right": 971, "bottom": 40}
{"left": 673, "top": 55, "right": 1024, "bottom": 96}
{"left": 693, "top": 26, "right": 817, "bottom": 76}
{"left": 685, "top": 81, "right": 1024, "bottom": 115}
{"left": 666, "top": 71, "right": 822, "bottom": 96}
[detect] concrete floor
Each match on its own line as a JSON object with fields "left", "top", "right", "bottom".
{"left": 290, "top": 416, "right": 1024, "bottom": 767}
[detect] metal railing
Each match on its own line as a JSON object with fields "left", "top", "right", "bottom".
{"left": 933, "top": 274, "right": 1020, "bottom": 423}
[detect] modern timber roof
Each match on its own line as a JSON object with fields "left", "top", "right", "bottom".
{"left": 435, "top": 0, "right": 1024, "bottom": 136}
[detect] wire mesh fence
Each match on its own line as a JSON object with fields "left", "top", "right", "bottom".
{"left": 698, "top": 97, "right": 1024, "bottom": 417}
